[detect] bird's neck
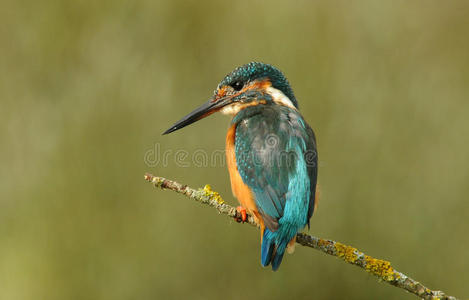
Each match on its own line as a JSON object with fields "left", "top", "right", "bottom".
{"left": 265, "top": 86, "right": 297, "bottom": 111}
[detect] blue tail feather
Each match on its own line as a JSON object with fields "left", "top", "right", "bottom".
{"left": 261, "top": 228, "right": 289, "bottom": 271}
{"left": 271, "top": 249, "right": 285, "bottom": 271}
{"left": 261, "top": 229, "right": 275, "bottom": 267}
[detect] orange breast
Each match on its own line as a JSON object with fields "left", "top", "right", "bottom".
{"left": 226, "top": 124, "right": 264, "bottom": 234}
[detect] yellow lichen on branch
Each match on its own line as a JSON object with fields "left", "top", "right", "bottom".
{"left": 364, "top": 255, "right": 398, "bottom": 281}
{"left": 203, "top": 184, "right": 224, "bottom": 204}
{"left": 335, "top": 242, "right": 359, "bottom": 263}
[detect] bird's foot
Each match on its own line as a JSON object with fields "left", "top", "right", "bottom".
{"left": 235, "top": 206, "right": 247, "bottom": 223}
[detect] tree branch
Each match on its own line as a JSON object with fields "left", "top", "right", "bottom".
{"left": 144, "top": 173, "right": 458, "bottom": 300}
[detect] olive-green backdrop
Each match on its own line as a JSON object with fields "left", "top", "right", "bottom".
{"left": 1, "top": 1, "right": 468, "bottom": 299}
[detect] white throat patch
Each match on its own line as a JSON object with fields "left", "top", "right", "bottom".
{"left": 266, "top": 87, "right": 297, "bottom": 110}
{"left": 221, "top": 103, "right": 244, "bottom": 115}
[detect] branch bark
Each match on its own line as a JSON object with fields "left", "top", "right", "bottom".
{"left": 144, "top": 173, "right": 458, "bottom": 300}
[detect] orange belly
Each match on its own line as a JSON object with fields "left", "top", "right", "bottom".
{"left": 226, "top": 124, "right": 264, "bottom": 235}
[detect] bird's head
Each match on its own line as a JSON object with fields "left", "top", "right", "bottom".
{"left": 163, "top": 62, "right": 297, "bottom": 135}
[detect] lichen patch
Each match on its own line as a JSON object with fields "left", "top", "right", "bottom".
{"left": 203, "top": 184, "right": 225, "bottom": 204}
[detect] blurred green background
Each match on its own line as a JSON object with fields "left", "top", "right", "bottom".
{"left": 1, "top": 0, "right": 468, "bottom": 299}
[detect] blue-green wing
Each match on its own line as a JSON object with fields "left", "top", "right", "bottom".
{"left": 233, "top": 105, "right": 317, "bottom": 231}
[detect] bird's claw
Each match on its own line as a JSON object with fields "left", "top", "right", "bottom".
{"left": 235, "top": 206, "right": 247, "bottom": 223}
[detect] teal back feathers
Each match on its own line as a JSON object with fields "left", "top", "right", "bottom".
{"left": 232, "top": 103, "right": 317, "bottom": 270}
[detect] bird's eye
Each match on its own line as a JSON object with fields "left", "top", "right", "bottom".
{"left": 231, "top": 81, "right": 244, "bottom": 91}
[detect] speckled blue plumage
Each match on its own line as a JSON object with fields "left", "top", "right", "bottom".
{"left": 232, "top": 103, "right": 317, "bottom": 270}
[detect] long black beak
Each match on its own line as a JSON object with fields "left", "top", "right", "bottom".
{"left": 163, "top": 97, "right": 232, "bottom": 135}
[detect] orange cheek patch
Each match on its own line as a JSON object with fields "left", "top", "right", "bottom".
{"left": 240, "top": 79, "right": 272, "bottom": 94}
{"left": 215, "top": 85, "right": 229, "bottom": 100}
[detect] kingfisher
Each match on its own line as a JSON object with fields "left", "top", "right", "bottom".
{"left": 163, "top": 62, "right": 318, "bottom": 270}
